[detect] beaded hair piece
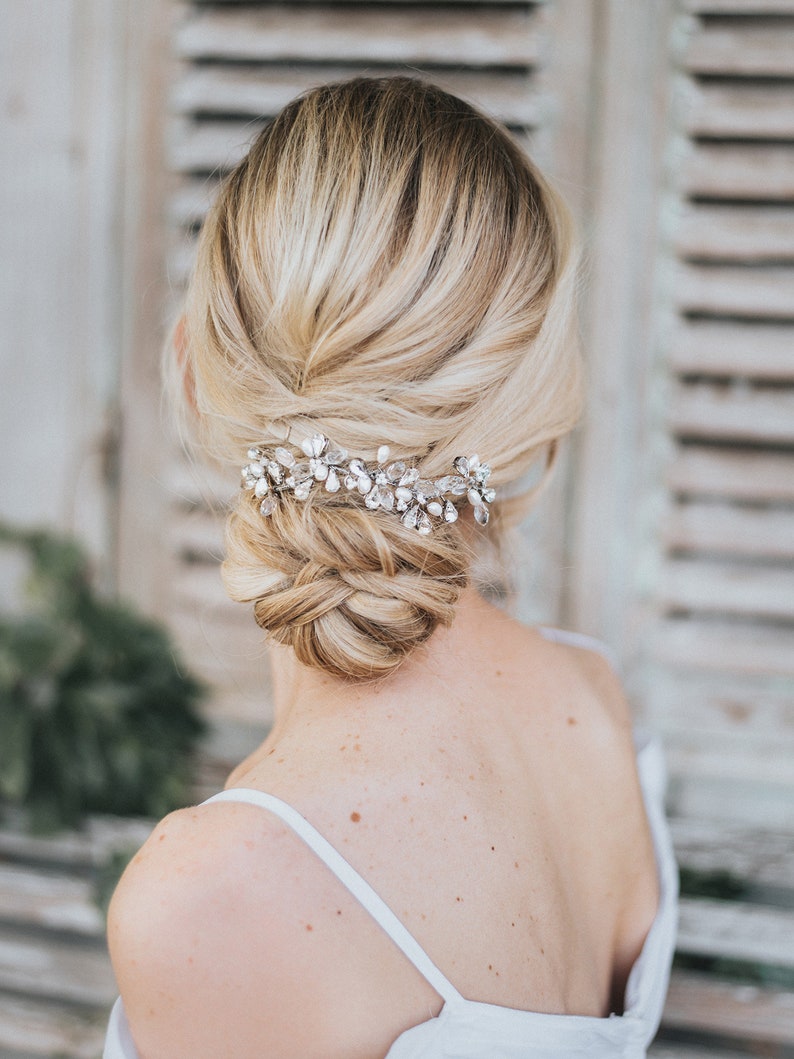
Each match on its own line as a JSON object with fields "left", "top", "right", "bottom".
{"left": 241, "top": 433, "right": 496, "bottom": 534}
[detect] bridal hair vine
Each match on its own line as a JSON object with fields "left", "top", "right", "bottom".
{"left": 241, "top": 433, "right": 496, "bottom": 534}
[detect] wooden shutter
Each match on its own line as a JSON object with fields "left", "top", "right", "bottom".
{"left": 164, "top": 0, "right": 566, "bottom": 746}
{"left": 640, "top": 0, "right": 794, "bottom": 825}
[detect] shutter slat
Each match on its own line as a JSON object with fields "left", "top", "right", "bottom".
{"left": 660, "top": 558, "right": 794, "bottom": 619}
{"left": 684, "top": 144, "right": 794, "bottom": 200}
{"left": 175, "top": 8, "right": 539, "bottom": 67}
{"left": 646, "top": 672, "right": 793, "bottom": 742}
{"left": 674, "top": 206, "right": 794, "bottom": 264}
{"left": 664, "top": 971, "right": 794, "bottom": 1046}
{"left": 672, "top": 815, "right": 794, "bottom": 889}
{"left": 686, "top": 83, "right": 794, "bottom": 140}
{"left": 665, "top": 501, "right": 794, "bottom": 560}
{"left": 650, "top": 617, "right": 794, "bottom": 675}
{"left": 171, "top": 119, "right": 265, "bottom": 174}
{"left": 667, "top": 448, "right": 794, "bottom": 501}
{"left": 0, "top": 994, "right": 107, "bottom": 1059}
{"left": 685, "top": 25, "right": 794, "bottom": 77}
{"left": 678, "top": 897, "right": 794, "bottom": 967}
{"left": 667, "top": 735, "right": 794, "bottom": 786}
{"left": 670, "top": 384, "right": 794, "bottom": 444}
{"left": 668, "top": 321, "right": 794, "bottom": 379}
{"left": 172, "top": 66, "right": 542, "bottom": 126}
{"left": 675, "top": 263, "right": 794, "bottom": 319}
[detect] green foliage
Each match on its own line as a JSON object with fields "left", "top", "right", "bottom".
{"left": 0, "top": 523, "right": 207, "bottom": 832}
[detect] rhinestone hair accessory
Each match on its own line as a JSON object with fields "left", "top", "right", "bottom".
{"left": 241, "top": 434, "right": 496, "bottom": 534}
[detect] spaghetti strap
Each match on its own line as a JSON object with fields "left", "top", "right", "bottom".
{"left": 537, "top": 624, "right": 620, "bottom": 673}
{"left": 202, "top": 787, "right": 464, "bottom": 1006}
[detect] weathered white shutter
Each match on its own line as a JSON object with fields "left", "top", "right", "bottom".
{"left": 639, "top": 0, "right": 794, "bottom": 827}
{"left": 163, "top": 0, "right": 572, "bottom": 746}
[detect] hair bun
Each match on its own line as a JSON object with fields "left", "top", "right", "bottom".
{"left": 223, "top": 497, "right": 468, "bottom": 680}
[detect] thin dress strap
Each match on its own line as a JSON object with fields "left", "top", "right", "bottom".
{"left": 202, "top": 787, "right": 464, "bottom": 1006}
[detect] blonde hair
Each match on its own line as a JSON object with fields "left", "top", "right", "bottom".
{"left": 181, "top": 76, "right": 583, "bottom": 681}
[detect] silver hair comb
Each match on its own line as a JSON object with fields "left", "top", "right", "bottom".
{"left": 241, "top": 433, "right": 495, "bottom": 534}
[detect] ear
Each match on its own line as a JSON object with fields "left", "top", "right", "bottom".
{"left": 173, "top": 316, "right": 197, "bottom": 413}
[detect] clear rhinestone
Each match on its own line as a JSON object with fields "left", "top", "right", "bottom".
{"left": 399, "top": 467, "right": 419, "bottom": 487}
{"left": 438, "top": 474, "right": 467, "bottom": 495}
{"left": 375, "top": 470, "right": 389, "bottom": 486}
{"left": 483, "top": 487, "right": 496, "bottom": 503}
{"left": 294, "top": 480, "right": 312, "bottom": 501}
{"left": 344, "top": 474, "right": 358, "bottom": 491}
{"left": 444, "top": 500, "right": 458, "bottom": 523}
{"left": 426, "top": 501, "right": 443, "bottom": 517}
{"left": 349, "top": 458, "right": 367, "bottom": 478}
{"left": 274, "top": 446, "right": 295, "bottom": 467}
{"left": 474, "top": 504, "right": 489, "bottom": 526}
{"left": 267, "top": 461, "right": 282, "bottom": 483}
{"left": 477, "top": 464, "right": 491, "bottom": 482}
{"left": 417, "top": 513, "right": 432, "bottom": 535}
{"left": 401, "top": 505, "right": 419, "bottom": 529}
{"left": 293, "top": 460, "right": 312, "bottom": 481}
{"left": 325, "top": 445, "right": 347, "bottom": 464}
{"left": 248, "top": 463, "right": 263, "bottom": 478}
{"left": 259, "top": 496, "right": 276, "bottom": 516}
{"left": 386, "top": 461, "right": 406, "bottom": 483}
{"left": 365, "top": 487, "right": 381, "bottom": 509}
{"left": 416, "top": 479, "right": 437, "bottom": 502}
{"left": 325, "top": 468, "right": 340, "bottom": 493}
{"left": 301, "top": 434, "right": 326, "bottom": 458}
{"left": 357, "top": 475, "right": 372, "bottom": 495}
{"left": 247, "top": 447, "right": 262, "bottom": 461}
{"left": 377, "top": 445, "right": 390, "bottom": 464}
{"left": 254, "top": 478, "right": 269, "bottom": 498}
{"left": 468, "top": 454, "right": 480, "bottom": 472}
{"left": 453, "top": 456, "right": 469, "bottom": 476}
{"left": 378, "top": 488, "right": 394, "bottom": 511}
{"left": 468, "top": 488, "right": 482, "bottom": 507}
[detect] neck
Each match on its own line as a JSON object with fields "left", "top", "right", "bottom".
{"left": 266, "top": 585, "right": 512, "bottom": 738}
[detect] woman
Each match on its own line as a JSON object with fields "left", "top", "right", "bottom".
{"left": 104, "top": 77, "right": 677, "bottom": 1058}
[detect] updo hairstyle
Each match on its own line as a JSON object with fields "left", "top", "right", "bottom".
{"left": 181, "top": 76, "right": 583, "bottom": 681}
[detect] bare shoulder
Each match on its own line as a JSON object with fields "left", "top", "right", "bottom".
{"left": 107, "top": 800, "right": 350, "bottom": 1059}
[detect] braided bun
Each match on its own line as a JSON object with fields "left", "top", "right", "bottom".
{"left": 224, "top": 491, "right": 468, "bottom": 680}
{"left": 181, "top": 76, "right": 583, "bottom": 681}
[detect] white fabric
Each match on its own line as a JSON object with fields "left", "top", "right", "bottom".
{"left": 104, "top": 629, "right": 679, "bottom": 1058}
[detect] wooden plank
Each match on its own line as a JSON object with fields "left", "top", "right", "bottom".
{"left": 0, "top": 864, "right": 103, "bottom": 936}
{"left": 670, "top": 383, "right": 794, "bottom": 444}
{"left": 685, "top": 25, "right": 794, "bottom": 77}
{"left": 674, "top": 263, "right": 794, "bottom": 320}
{"left": 0, "top": 994, "right": 106, "bottom": 1059}
{"left": 667, "top": 321, "right": 794, "bottom": 379}
{"left": 669, "top": 732, "right": 794, "bottom": 792}
{"left": 671, "top": 815, "right": 794, "bottom": 892}
{"left": 664, "top": 501, "right": 794, "bottom": 560}
{"left": 664, "top": 969, "right": 794, "bottom": 1046}
{"left": 0, "top": 929, "right": 116, "bottom": 1008}
{"left": 673, "top": 206, "right": 794, "bottom": 264}
{"left": 649, "top": 617, "right": 794, "bottom": 675}
{"left": 169, "top": 118, "right": 265, "bottom": 174}
{"left": 684, "top": 0, "right": 794, "bottom": 11}
{"left": 685, "top": 82, "right": 794, "bottom": 140}
{"left": 0, "top": 817, "right": 153, "bottom": 872}
{"left": 175, "top": 7, "right": 540, "bottom": 67}
{"left": 666, "top": 447, "right": 794, "bottom": 502}
{"left": 683, "top": 144, "right": 794, "bottom": 200}
{"left": 658, "top": 558, "right": 794, "bottom": 619}
{"left": 172, "top": 66, "right": 542, "bottom": 127}
{"left": 650, "top": 1047, "right": 751, "bottom": 1059}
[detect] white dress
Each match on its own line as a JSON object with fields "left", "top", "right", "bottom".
{"left": 104, "top": 630, "right": 679, "bottom": 1059}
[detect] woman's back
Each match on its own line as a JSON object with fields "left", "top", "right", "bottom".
{"left": 106, "top": 594, "right": 667, "bottom": 1058}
